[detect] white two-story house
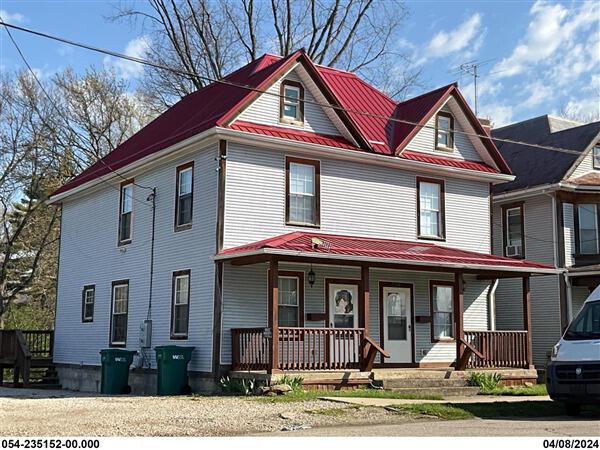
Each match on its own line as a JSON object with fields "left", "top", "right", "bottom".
{"left": 48, "top": 50, "right": 556, "bottom": 392}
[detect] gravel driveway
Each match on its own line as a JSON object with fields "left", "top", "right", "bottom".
{"left": 0, "top": 387, "right": 399, "bottom": 436}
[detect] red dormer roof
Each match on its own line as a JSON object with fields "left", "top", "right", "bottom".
{"left": 51, "top": 50, "right": 510, "bottom": 199}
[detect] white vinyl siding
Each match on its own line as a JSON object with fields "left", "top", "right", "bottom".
{"left": 568, "top": 147, "right": 600, "bottom": 180}
{"left": 54, "top": 145, "right": 218, "bottom": 372}
{"left": 223, "top": 143, "right": 491, "bottom": 253}
{"left": 237, "top": 69, "right": 341, "bottom": 136}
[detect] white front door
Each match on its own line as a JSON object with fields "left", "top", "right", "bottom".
{"left": 328, "top": 283, "right": 359, "bottom": 329}
{"left": 382, "top": 285, "right": 412, "bottom": 363}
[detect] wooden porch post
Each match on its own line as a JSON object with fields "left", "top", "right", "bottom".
{"left": 359, "top": 265, "right": 370, "bottom": 334}
{"left": 522, "top": 275, "right": 534, "bottom": 369}
{"left": 268, "top": 257, "right": 279, "bottom": 374}
{"left": 454, "top": 272, "right": 465, "bottom": 370}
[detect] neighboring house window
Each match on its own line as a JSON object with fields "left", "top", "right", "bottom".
{"left": 435, "top": 112, "right": 454, "bottom": 149}
{"left": 171, "top": 270, "right": 191, "bottom": 338}
{"left": 502, "top": 203, "right": 525, "bottom": 258}
{"left": 280, "top": 80, "right": 304, "bottom": 124}
{"left": 286, "top": 157, "right": 320, "bottom": 227}
{"left": 81, "top": 285, "right": 95, "bottom": 323}
{"left": 118, "top": 181, "right": 133, "bottom": 244}
{"left": 593, "top": 145, "right": 600, "bottom": 169}
{"left": 110, "top": 281, "right": 129, "bottom": 346}
{"left": 175, "top": 162, "right": 194, "bottom": 230}
{"left": 430, "top": 282, "right": 454, "bottom": 341}
{"left": 417, "top": 177, "right": 445, "bottom": 239}
{"left": 577, "top": 204, "right": 599, "bottom": 255}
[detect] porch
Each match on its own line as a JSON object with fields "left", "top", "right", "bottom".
{"left": 216, "top": 232, "right": 558, "bottom": 375}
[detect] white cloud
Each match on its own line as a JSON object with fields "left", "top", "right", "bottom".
{"left": 480, "top": 104, "right": 514, "bottom": 128}
{"left": 520, "top": 81, "right": 553, "bottom": 108}
{"left": 426, "top": 14, "right": 483, "bottom": 58}
{"left": 103, "top": 36, "right": 150, "bottom": 79}
{"left": 0, "top": 9, "right": 25, "bottom": 24}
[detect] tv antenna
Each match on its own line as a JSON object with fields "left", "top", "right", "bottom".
{"left": 450, "top": 58, "right": 496, "bottom": 116}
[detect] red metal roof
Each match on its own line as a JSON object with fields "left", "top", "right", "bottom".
{"left": 217, "top": 232, "right": 555, "bottom": 272}
{"left": 400, "top": 150, "right": 500, "bottom": 173}
{"left": 52, "top": 50, "right": 510, "bottom": 198}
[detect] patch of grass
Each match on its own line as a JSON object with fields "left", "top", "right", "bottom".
{"left": 481, "top": 384, "right": 548, "bottom": 396}
{"left": 389, "top": 401, "right": 600, "bottom": 420}
{"left": 251, "top": 387, "right": 442, "bottom": 403}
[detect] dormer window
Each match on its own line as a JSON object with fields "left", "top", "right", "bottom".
{"left": 280, "top": 80, "right": 304, "bottom": 125}
{"left": 435, "top": 112, "right": 454, "bottom": 150}
{"left": 593, "top": 145, "right": 600, "bottom": 169}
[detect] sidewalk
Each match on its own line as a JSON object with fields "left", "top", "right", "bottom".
{"left": 319, "top": 395, "right": 551, "bottom": 407}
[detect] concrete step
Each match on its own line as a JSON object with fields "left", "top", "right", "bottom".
{"left": 381, "top": 378, "right": 470, "bottom": 389}
{"left": 386, "top": 386, "right": 481, "bottom": 397}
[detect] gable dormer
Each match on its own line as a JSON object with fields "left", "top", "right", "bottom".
{"left": 567, "top": 142, "right": 600, "bottom": 180}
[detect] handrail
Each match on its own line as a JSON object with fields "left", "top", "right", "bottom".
{"left": 15, "top": 330, "right": 32, "bottom": 387}
{"left": 360, "top": 335, "right": 389, "bottom": 372}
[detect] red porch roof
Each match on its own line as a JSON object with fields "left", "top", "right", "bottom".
{"left": 216, "top": 232, "right": 556, "bottom": 273}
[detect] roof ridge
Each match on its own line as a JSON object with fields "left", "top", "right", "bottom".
{"left": 396, "top": 83, "right": 457, "bottom": 107}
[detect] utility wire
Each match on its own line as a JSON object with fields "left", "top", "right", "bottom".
{"left": 0, "top": 20, "right": 587, "bottom": 160}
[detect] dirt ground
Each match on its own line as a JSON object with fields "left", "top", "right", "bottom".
{"left": 0, "top": 387, "right": 406, "bottom": 436}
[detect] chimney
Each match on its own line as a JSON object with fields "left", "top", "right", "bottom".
{"left": 478, "top": 118, "right": 492, "bottom": 135}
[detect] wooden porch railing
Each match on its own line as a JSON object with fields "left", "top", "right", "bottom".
{"left": 463, "top": 330, "right": 529, "bottom": 369}
{"left": 22, "top": 330, "right": 54, "bottom": 358}
{"left": 0, "top": 329, "right": 54, "bottom": 387}
{"left": 231, "top": 327, "right": 374, "bottom": 371}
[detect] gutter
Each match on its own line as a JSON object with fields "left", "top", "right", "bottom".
{"left": 213, "top": 247, "right": 562, "bottom": 275}
{"left": 492, "top": 181, "right": 600, "bottom": 203}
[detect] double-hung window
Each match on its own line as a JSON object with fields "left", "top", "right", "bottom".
{"left": 286, "top": 157, "right": 320, "bottom": 227}
{"left": 431, "top": 282, "right": 454, "bottom": 341}
{"left": 577, "top": 204, "right": 599, "bottom": 255}
{"left": 118, "top": 182, "right": 133, "bottom": 244}
{"left": 171, "top": 270, "right": 191, "bottom": 338}
{"left": 418, "top": 178, "right": 445, "bottom": 239}
{"left": 435, "top": 112, "right": 454, "bottom": 149}
{"left": 81, "top": 285, "right": 95, "bottom": 323}
{"left": 110, "top": 281, "right": 129, "bottom": 346}
{"left": 593, "top": 145, "right": 600, "bottom": 170}
{"left": 175, "top": 163, "right": 194, "bottom": 230}
{"left": 503, "top": 204, "right": 524, "bottom": 258}
{"left": 280, "top": 80, "right": 304, "bottom": 124}
{"left": 278, "top": 276, "right": 300, "bottom": 327}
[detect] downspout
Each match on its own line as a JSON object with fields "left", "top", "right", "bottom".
{"left": 487, "top": 278, "right": 499, "bottom": 331}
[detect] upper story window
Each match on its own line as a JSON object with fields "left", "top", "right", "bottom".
{"left": 280, "top": 80, "right": 304, "bottom": 125}
{"left": 171, "top": 270, "right": 191, "bottom": 339}
{"left": 110, "top": 280, "right": 129, "bottom": 347}
{"left": 81, "top": 285, "right": 95, "bottom": 323}
{"left": 435, "top": 112, "right": 454, "bottom": 150}
{"left": 118, "top": 181, "right": 133, "bottom": 245}
{"left": 577, "top": 204, "right": 599, "bottom": 255}
{"left": 175, "top": 162, "right": 194, "bottom": 231}
{"left": 502, "top": 203, "right": 525, "bottom": 258}
{"left": 417, "top": 177, "right": 445, "bottom": 240}
{"left": 286, "top": 157, "right": 320, "bottom": 227}
{"left": 593, "top": 145, "right": 600, "bottom": 169}
{"left": 430, "top": 282, "right": 454, "bottom": 341}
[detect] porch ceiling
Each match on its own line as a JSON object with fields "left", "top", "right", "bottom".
{"left": 215, "top": 231, "right": 560, "bottom": 276}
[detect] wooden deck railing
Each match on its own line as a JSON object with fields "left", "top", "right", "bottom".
{"left": 231, "top": 327, "right": 368, "bottom": 371}
{"left": 463, "top": 330, "right": 529, "bottom": 369}
{"left": 22, "top": 330, "right": 54, "bottom": 358}
{"left": 0, "top": 329, "right": 54, "bottom": 387}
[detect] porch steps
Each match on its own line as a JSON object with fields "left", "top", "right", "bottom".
{"left": 372, "top": 369, "right": 480, "bottom": 397}
{"left": 380, "top": 386, "right": 481, "bottom": 397}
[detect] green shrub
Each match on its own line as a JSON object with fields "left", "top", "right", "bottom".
{"left": 218, "top": 376, "right": 258, "bottom": 396}
{"left": 278, "top": 375, "right": 304, "bottom": 391}
{"left": 468, "top": 372, "right": 502, "bottom": 391}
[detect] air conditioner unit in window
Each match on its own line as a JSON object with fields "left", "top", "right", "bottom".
{"left": 506, "top": 245, "right": 522, "bottom": 257}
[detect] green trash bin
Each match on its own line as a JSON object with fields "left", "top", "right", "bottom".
{"left": 155, "top": 345, "right": 195, "bottom": 395}
{"left": 100, "top": 349, "right": 136, "bottom": 394}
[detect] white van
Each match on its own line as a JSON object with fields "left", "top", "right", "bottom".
{"left": 547, "top": 285, "right": 600, "bottom": 415}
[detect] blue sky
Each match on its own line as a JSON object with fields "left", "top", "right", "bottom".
{"left": 1, "top": 0, "right": 598, "bottom": 126}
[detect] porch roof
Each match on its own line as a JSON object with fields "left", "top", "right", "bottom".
{"left": 215, "top": 231, "right": 559, "bottom": 275}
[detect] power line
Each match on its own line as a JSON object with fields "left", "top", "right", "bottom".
{"left": 0, "top": 20, "right": 587, "bottom": 163}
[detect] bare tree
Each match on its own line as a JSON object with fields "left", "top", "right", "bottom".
{"left": 112, "top": 0, "right": 421, "bottom": 109}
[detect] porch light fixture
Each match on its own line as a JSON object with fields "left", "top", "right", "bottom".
{"left": 308, "top": 265, "right": 316, "bottom": 287}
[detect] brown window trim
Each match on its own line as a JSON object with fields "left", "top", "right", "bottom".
{"left": 429, "top": 280, "right": 455, "bottom": 343}
{"left": 268, "top": 270, "right": 305, "bottom": 327}
{"left": 501, "top": 202, "right": 525, "bottom": 259}
{"left": 118, "top": 179, "right": 134, "bottom": 246}
{"left": 285, "top": 156, "right": 321, "bottom": 228}
{"left": 279, "top": 80, "right": 305, "bottom": 125}
{"left": 174, "top": 161, "right": 194, "bottom": 232}
{"left": 109, "top": 279, "right": 129, "bottom": 348}
{"left": 416, "top": 176, "right": 446, "bottom": 241}
{"left": 170, "top": 269, "right": 191, "bottom": 340}
{"left": 81, "top": 284, "right": 95, "bottom": 323}
{"left": 573, "top": 203, "right": 600, "bottom": 256}
{"left": 435, "top": 111, "right": 454, "bottom": 150}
